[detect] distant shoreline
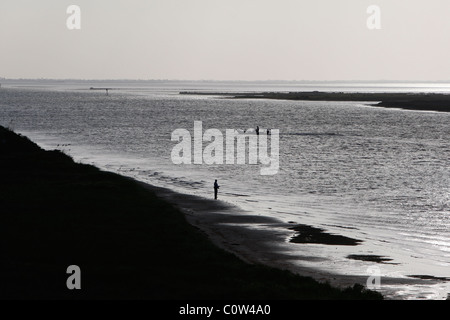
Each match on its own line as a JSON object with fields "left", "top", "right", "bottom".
{"left": 180, "top": 91, "right": 450, "bottom": 113}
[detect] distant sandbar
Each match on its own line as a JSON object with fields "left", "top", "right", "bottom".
{"left": 180, "top": 91, "right": 450, "bottom": 113}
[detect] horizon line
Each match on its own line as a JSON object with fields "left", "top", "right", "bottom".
{"left": 2, "top": 78, "right": 450, "bottom": 83}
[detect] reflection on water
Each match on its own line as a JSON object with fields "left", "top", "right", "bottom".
{"left": 0, "top": 81, "right": 449, "bottom": 299}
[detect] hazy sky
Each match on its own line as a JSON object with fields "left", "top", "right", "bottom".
{"left": 1, "top": 0, "right": 450, "bottom": 80}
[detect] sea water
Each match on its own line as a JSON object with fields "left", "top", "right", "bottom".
{"left": 0, "top": 80, "right": 449, "bottom": 299}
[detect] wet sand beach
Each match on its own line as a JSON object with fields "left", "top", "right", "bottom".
{"left": 140, "top": 181, "right": 443, "bottom": 298}
{"left": 0, "top": 125, "right": 383, "bottom": 299}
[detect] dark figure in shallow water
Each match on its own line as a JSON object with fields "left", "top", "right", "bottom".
{"left": 214, "top": 179, "right": 220, "bottom": 200}
{"left": 256, "top": 126, "right": 259, "bottom": 135}
{"left": 267, "top": 128, "right": 270, "bottom": 135}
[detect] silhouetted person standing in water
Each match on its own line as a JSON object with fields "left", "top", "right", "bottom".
{"left": 256, "top": 126, "right": 259, "bottom": 135}
{"left": 214, "top": 180, "right": 220, "bottom": 200}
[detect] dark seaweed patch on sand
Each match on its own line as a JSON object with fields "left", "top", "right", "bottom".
{"left": 407, "top": 275, "right": 450, "bottom": 282}
{"left": 289, "top": 224, "right": 362, "bottom": 246}
{"left": 347, "top": 255, "right": 394, "bottom": 264}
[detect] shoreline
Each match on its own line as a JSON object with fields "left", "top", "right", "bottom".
{"left": 2, "top": 126, "right": 447, "bottom": 299}
{"left": 179, "top": 91, "right": 450, "bottom": 112}
{"left": 0, "top": 125, "right": 384, "bottom": 299}
{"left": 132, "top": 180, "right": 443, "bottom": 299}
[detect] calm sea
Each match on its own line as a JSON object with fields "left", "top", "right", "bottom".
{"left": 1, "top": 80, "right": 449, "bottom": 299}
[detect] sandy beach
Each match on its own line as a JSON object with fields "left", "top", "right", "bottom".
{"left": 137, "top": 181, "right": 441, "bottom": 299}
{"left": 0, "top": 125, "right": 383, "bottom": 299}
